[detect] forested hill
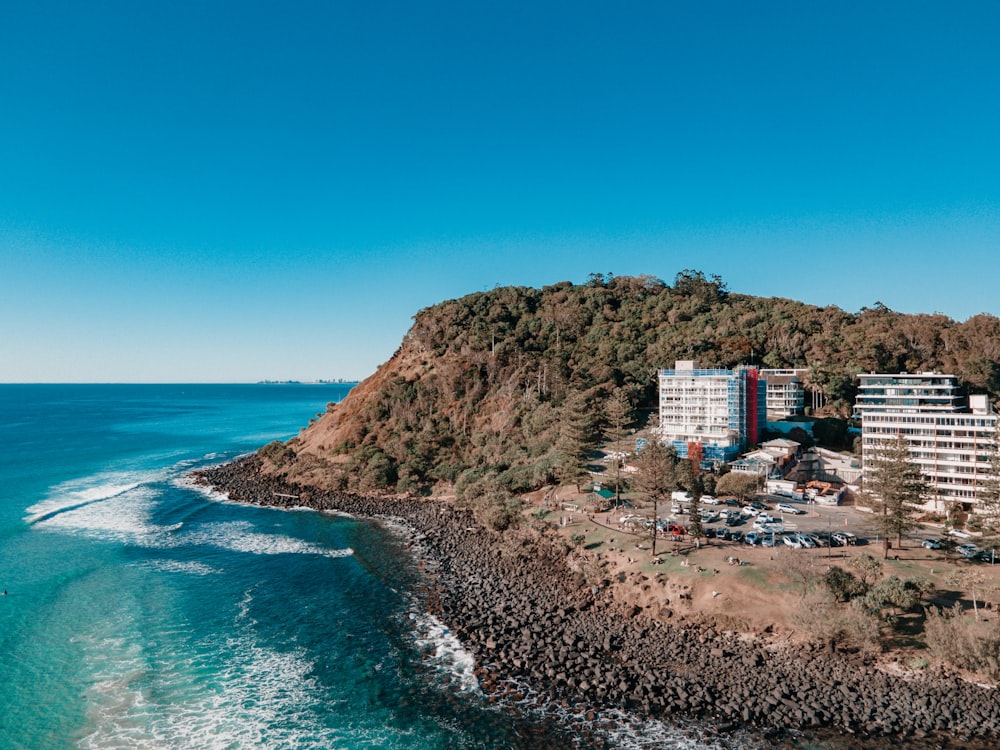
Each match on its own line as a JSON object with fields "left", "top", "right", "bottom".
{"left": 263, "top": 271, "right": 1000, "bottom": 497}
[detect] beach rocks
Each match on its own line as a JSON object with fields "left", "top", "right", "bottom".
{"left": 197, "top": 457, "right": 1000, "bottom": 748}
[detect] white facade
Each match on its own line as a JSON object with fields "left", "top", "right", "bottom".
{"left": 856, "top": 372, "right": 999, "bottom": 511}
{"left": 760, "top": 368, "right": 807, "bottom": 418}
{"left": 657, "top": 360, "right": 765, "bottom": 463}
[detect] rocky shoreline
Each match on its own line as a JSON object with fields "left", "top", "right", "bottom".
{"left": 197, "top": 457, "right": 999, "bottom": 749}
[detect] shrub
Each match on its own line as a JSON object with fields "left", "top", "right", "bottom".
{"left": 258, "top": 440, "right": 296, "bottom": 467}
{"left": 823, "top": 566, "right": 867, "bottom": 602}
{"left": 792, "top": 590, "right": 881, "bottom": 654}
{"left": 851, "top": 554, "right": 883, "bottom": 586}
{"left": 924, "top": 604, "right": 1000, "bottom": 680}
{"left": 854, "top": 576, "right": 929, "bottom": 624}
{"left": 475, "top": 491, "right": 523, "bottom": 531}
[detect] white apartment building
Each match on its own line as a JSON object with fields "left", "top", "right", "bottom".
{"left": 658, "top": 360, "right": 766, "bottom": 463}
{"left": 856, "top": 372, "right": 999, "bottom": 512}
{"left": 759, "top": 368, "right": 808, "bottom": 419}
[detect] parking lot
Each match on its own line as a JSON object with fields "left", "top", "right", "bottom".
{"left": 616, "top": 493, "right": 1000, "bottom": 561}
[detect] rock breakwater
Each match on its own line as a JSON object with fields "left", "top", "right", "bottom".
{"left": 198, "top": 457, "right": 999, "bottom": 748}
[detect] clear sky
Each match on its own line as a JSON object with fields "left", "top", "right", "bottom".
{"left": 2, "top": 1, "right": 998, "bottom": 383}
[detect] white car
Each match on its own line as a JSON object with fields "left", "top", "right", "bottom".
{"left": 782, "top": 534, "right": 803, "bottom": 549}
{"left": 957, "top": 544, "right": 979, "bottom": 559}
{"left": 700, "top": 495, "right": 720, "bottom": 505}
{"left": 775, "top": 503, "right": 804, "bottom": 515}
{"left": 752, "top": 515, "right": 780, "bottom": 528}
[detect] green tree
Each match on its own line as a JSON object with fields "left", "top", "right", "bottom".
{"left": 715, "top": 471, "right": 760, "bottom": 502}
{"left": 813, "top": 418, "right": 849, "bottom": 449}
{"left": 686, "top": 468, "right": 706, "bottom": 547}
{"left": 822, "top": 566, "right": 868, "bottom": 602}
{"left": 554, "top": 391, "right": 595, "bottom": 492}
{"left": 633, "top": 440, "right": 677, "bottom": 556}
{"left": 851, "top": 553, "right": 883, "bottom": 587}
{"left": 603, "top": 387, "right": 633, "bottom": 507}
{"left": 862, "top": 434, "right": 928, "bottom": 559}
{"left": 853, "top": 575, "right": 929, "bottom": 625}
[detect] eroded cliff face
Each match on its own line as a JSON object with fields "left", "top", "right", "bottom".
{"left": 273, "top": 344, "right": 425, "bottom": 490}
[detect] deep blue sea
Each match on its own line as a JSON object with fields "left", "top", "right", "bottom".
{"left": 0, "top": 384, "right": 747, "bottom": 750}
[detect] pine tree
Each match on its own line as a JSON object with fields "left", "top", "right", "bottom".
{"left": 686, "top": 466, "right": 706, "bottom": 547}
{"left": 634, "top": 440, "right": 677, "bottom": 556}
{"left": 555, "top": 391, "right": 595, "bottom": 492}
{"left": 863, "top": 433, "right": 928, "bottom": 560}
{"left": 603, "top": 388, "right": 633, "bottom": 507}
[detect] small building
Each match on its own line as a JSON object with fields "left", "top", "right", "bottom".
{"left": 760, "top": 368, "right": 808, "bottom": 419}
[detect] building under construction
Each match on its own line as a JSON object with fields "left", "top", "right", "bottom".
{"left": 657, "top": 360, "right": 767, "bottom": 464}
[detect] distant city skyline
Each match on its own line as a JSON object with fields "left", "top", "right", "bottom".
{"left": 2, "top": 2, "right": 998, "bottom": 383}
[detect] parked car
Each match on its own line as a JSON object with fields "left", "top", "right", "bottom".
{"left": 700, "top": 495, "right": 720, "bottom": 505}
{"left": 782, "top": 534, "right": 803, "bottom": 549}
{"left": 744, "top": 531, "right": 762, "bottom": 546}
{"left": 775, "top": 503, "right": 804, "bottom": 515}
{"left": 749, "top": 500, "right": 770, "bottom": 511}
{"left": 922, "top": 538, "right": 942, "bottom": 550}
{"left": 723, "top": 498, "right": 742, "bottom": 507}
{"left": 752, "top": 515, "right": 781, "bottom": 530}
{"left": 797, "top": 534, "right": 817, "bottom": 549}
{"left": 974, "top": 549, "right": 997, "bottom": 563}
{"left": 832, "top": 532, "right": 857, "bottom": 546}
{"left": 741, "top": 505, "right": 761, "bottom": 517}
{"left": 728, "top": 530, "right": 744, "bottom": 544}
{"left": 762, "top": 534, "right": 780, "bottom": 548}
{"left": 957, "top": 544, "right": 979, "bottom": 559}
{"left": 822, "top": 532, "right": 842, "bottom": 547}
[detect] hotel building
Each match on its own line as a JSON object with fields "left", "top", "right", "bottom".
{"left": 855, "top": 372, "right": 1000, "bottom": 512}
{"left": 657, "top": 360, "right": 767, "bottom": 463}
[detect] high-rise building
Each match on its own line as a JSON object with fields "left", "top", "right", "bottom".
{"left": 657, "top": 360, "right": 766, "bottom": 463}
{"left": 856, "top": 372, "right": 999, "bottom": 511}
{"left": 759, "top": 368, "right": 808, "bottom": 419}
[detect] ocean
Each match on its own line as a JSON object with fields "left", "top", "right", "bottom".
{"left": 0, "top": 384, "right": 752, "bottom": 750}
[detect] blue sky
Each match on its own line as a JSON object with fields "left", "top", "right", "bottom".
{"left": 2, "top": 1, "right": 998, "bottom": 382}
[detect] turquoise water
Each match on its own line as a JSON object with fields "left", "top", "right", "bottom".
{"left": 0, "top": 385, "right": 538, "bottom": 749}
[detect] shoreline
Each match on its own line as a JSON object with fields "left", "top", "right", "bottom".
{"left": 196, "top": 456, "right": 1000, "bottom": 749}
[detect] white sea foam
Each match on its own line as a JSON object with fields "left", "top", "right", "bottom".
{"left": 184, "top": 520, "right": 354, "bottom": 559}
{"left": 78, "top": 622, "right": 328, "bottom": 748}
{"left": 172, "top": 473, "right": 232, "bottom": 504}
{"left": 24, "top": 477, "right": 145, "bottom": 524}
{"left": 409, "top": 610, "right": 480, "bottom": 694}
{"left": 30, "top": 483, "right": 161, "bottom": 540}
{"left": 136, "top": 559, "right": 220, "bottom": 576}
{"left": 495, "top": 675, "right": 764, "bottom": 750}
{"left": 75, "top": 587, "right": 411, "bottom": 750}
